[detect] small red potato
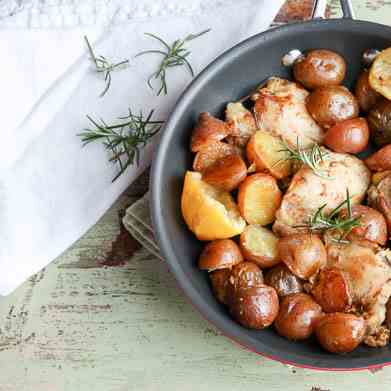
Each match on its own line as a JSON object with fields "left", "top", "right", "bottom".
{"left": 324, "top": 118, "right": 369, "bottom": 154}
{"left": 229, "top": 285, "right": 279, "bottom": 329}
{"left": 278, "top": 234, "right": 327, "bottom": 279}
{"left": 210, "top": 269, "right": 231, "bottom": 305}
{"left": 198, "top": 239, "right": 243, "bottom": 271}
{"left": 339, "top": 205, "right": 388, "bottom": 246}
{"left": 365, "top": 144, "right": 391, "bottom": 172}
{"left": 311, "top": 268, "right": 351, "bottom": 313}
{"left": 264, "top": 265, "right": 304, "bottom": 298}
{"left": 306, "top": 86, "right": 359, "bottom": 128}
{"left": 202, "top": 154, "right": 247, "bottom": 191}
{"left": 315, "top": 313, "right": 366, "bottom": 354}
{"left": 274, "top": 293, "right": 323, "bottom": 340}
{"left": 293, "top": 49, "right": 346, "bottom": 90}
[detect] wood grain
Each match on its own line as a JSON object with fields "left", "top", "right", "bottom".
{"left": 2, "top": 1, "right": 391, "bottom": 391}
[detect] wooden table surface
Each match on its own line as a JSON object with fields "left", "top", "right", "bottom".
{"left": 2, "top": 1, "right": 391, "bottom": 390}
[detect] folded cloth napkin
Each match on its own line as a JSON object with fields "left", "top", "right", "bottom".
{"left": 0, "top": 0, "right": 284, "bottom": 295}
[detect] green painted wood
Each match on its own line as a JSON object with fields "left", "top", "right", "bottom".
{"left": 2, "top": 2, "right": 391, "bottom": 390}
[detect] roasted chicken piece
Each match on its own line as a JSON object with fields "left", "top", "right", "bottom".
{"left": 273, "top": 150, "right": 371, "bottom": 236}
{"left": 225, "top": 102, "right": 257, "bottom": 147}
{"left": 368, "top": 173, "right": 391, "bottom": 235}
{"left": 325, "top": 244, "right": 391, "bottom": 305}
{"left": 252, "top": 77, "right": 324, "bottom": 148}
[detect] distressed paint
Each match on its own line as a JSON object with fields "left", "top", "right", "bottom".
{"left": 2, "top": 1, "right": 391, "bottom": 390}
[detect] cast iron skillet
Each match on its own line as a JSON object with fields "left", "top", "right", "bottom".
{"left": 151, "top": 0, "right": 391, "bottom": 370}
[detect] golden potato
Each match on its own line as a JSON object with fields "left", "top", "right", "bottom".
{"left": 274, "top": 293, "right": 323, "bottom": 340}
{"left": 246, "top": 131, "right": 291, "bottom": 179}
{"left": 293, "top": 49, "right": 346, "bottom": 90}
{"left": 238, "top": 174, "right": 282, "bottom": 226}
{"left": 239, "top": 225, "right": 280, "bottom": 268}
{"left": 202, "top": 154, "right": 247, "bottom": 192}
{"left": 311, "top": 268, "right": 351, "bottom": 313}
{"left": 315, "top": 313, "right": 366, "bottom": 354}
{"left": 229, "top": 285, "right": 279, "bottom": 329}
{"left": 192, "top": 141, "right": 240, "bottom": 172}
{"left": 198, "top": 239, "right": 243, "bottom": 271}
{"left": 191, "top": 112, "right": 231, "bottom": 152}
{"left": 264, "top": 265, "right": 304, "bottom": 297}
{"left": 181, "top": 171, "right": 246, "bottom": 240}
{"left": 306, "top": 86, "right": 359, "bottom": 128}
{"left": 369, "top": 47, "right": 391, "bottom": 101}
{"left": 210, "top": 269, "right": 231, "bottom": 305}
{"left": 278, "top": 234, "right": 327, "bottom": 280}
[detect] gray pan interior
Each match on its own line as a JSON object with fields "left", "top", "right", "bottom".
{"left": 151, "top": 18, "right": 391, "bottom": 370}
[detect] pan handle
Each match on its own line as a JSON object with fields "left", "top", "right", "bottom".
{"left": 312, "top": 0, "right": 355, "bottom": 20}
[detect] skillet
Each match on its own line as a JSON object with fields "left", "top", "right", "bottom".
{"left": 150, "top": 0, "right": 391, "bottom": 370}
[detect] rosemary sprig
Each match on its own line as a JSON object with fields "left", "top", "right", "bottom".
{"left": 279, "top": 138, "right": 332, "bottom": 179}
{"left": 135, "top": 29, "right": 211, "bottom": 96}
{"left": 78, "top": 109, "right": 164, "bottom": 182}
{"left": 85, "top": 36, "right": 130, "bottom": 97}
{"left": 296, "top": 189, "right": 362, "bottom": 242}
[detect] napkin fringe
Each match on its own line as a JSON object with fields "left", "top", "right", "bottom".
{"left": 1, "top": 0, "right": 254, "bottom": 29}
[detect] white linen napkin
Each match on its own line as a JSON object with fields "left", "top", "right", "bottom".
{"left": 0, "top": 0, "right": 284, "bottom": 295}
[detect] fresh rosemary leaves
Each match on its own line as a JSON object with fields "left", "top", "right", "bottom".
{"left": 85, "top": 36, "right": 130, "bottom": 97}
{"left": 136, "top": 29, "right": 211, "bottom": 95}
{"left": 79, "top": 109, "right": 164, "bottom": 181}
{"left": 297, "top": 189, "right": 362, "bottom": 242}
{"left": 279, "top": 139, "right": 332, "bottom": 179}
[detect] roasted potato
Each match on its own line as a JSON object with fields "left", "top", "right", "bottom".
{"left": 226, "top": 262, "right": 264, "bottom": 302}
{"left": 274, "top": 293, "right": 323, "bottom": 340}
{"left": 369, "top": 47, "right": 391, "bottom": 100}
{"left": 181, "top": 171, "right": 246, "bottom": 240}
{"left": 193, "top": 141, "right": 240, "bottom": 172}
{"left": 355, "top": 70, "right": 380, "bottom": 112}
{"left": 339, "top": 205, "right": 388, "bottom": 246}
{"left": 278, "top": 234, "right": 327, "bottom": 280}
{"left": 202, "top": 154, "right": 247, "bottom": 192}
{"left": 198, "top": 239, "right": 243, "bottom": 271}
{"left": 311, "top": 268, "right": 351, "bottom": 313}
{"left": 264, "top": 265, "right": 304, "bottom": 297}
{"left": 315, "top": 313, "right": 366, "bottom": 353}
{"left": 386, "top": 297, "right": 391, "bottom": 329}
{"left": 365, "top": 144, "right": 391, "bottom": 172}
{"left": 238, "top": 174, "right": 282, "bottom": 226}
{"left": 191, "top": 112, "right": 231, "bottom": 152}
{"left": 239, "top": 225, "right": 280, "bottom": 268}
{"left": 293, "top": 49, "right": 346, "bottom": 90}
{"left": 368, "top": 99, "right": 391, "bottom": 147}
{"left": 324, "top": 118, "right": 369, "bottom": 154}
{"left": 210, "top": 269, "right": 231, "bottom": 304}
{"left": 225, "top": 102, "right": 257, "bottom": 147}
{"left": 229, "top": 285, "right": 279, "bottom": 329}
{"left": 306, "top": 86, "right": 359, "bottom": 128}
{"left": 246, "top": 131, "right": 291, "bottom": 179}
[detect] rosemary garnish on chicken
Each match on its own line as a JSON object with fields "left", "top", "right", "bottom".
{"left": 135, "top": 29, "right": 210, "bottom": 96}
{"left": 84, "top": 36, "right": 130, "bottom": 97}
{"left": 279, "top": 139, "right": 332, "bottom": 179}
{"left": 296, "top": 189, "right": 362, "bottom": 242}
{"left": 78, "top": 109, "right": 164, "bottom": 181}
